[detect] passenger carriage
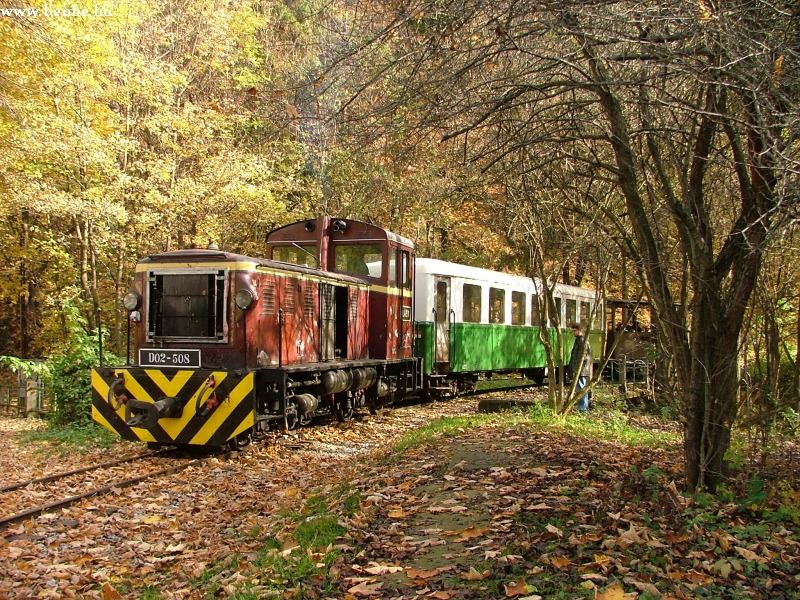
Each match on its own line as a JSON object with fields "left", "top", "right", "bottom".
{"left": 413, "top": 258, "right": 602, "bottom": 395}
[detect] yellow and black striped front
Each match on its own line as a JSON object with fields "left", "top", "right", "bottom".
{"left": 91, "top": 368, "right": 255, "bottom": 446}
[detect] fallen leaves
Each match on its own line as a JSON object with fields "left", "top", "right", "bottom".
{"left": 347, "top": 579, "right": 384, "bottom": 596}
{"left": 460, "top": 566, "right": 490, "bottom": 581}
{"left": 2, "top": 397, "right": 800, "bottom": 600}
{"left": 337, "top": 412, "right": 800, "bottom": 600}
{"left": 453, "top": 525, "right": 488, "bottom": 542}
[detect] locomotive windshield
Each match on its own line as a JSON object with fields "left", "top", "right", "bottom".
{"left": 147, "top": 271, "right": 226, "bottom": 341}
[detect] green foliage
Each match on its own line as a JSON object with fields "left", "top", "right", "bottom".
{"left": 293, "top": 516, "right": 346, "bottom": 549}
{"left": 342, "top": 491, "right": 363, "bottom": 516}
{"left": 563, "top": 408, "right": 679, "bottom": 449}
{"left": 190, "top": 491, "right": 347, "bottom": 598}
{"left": 741, "top": 355, "right": 800, "bottom": 431}
{"left": 779, "top": 407, "right": 800, "bottom": 436}
{"left": 738, "top": 477, "right": 769, "bottom": 513}
{"left": 392, "top": 414, "right": 496, "bottom": 454}
{"left": 0, "top": 356, "right": 50, "bottom": 379}
{"left": 43, "top": 305, "right": 120, "bottom": 427}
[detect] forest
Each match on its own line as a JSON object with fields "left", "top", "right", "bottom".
{"left": 1, "top": 0, "right": 799, "bottom": 492}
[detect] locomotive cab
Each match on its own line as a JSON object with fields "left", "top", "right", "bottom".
{"left": 266, "top": 217, "right": 415, "bottom": 361}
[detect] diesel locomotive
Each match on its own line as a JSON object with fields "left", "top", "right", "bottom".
{"left": 91, "top": 217, "right": 420, "bottom": 448}
{"left": 91, "top": 216, "right": 601, "bottom": 449}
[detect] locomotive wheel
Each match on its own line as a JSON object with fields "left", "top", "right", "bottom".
{"left": 334, "top": 400, "right": 353, "bottom": 423}
{"left": 228, "top": 432, "right": 252, "bottom": 451}
{"left": 283, "top": 407, "right": 299, "bottom": 431}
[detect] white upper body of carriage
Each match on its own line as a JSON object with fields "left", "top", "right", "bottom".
{"left": 414, "top": 258, "right": 596, "bottom": 328}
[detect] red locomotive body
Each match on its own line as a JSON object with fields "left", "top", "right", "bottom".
{"left": 91, "top": 217, "right": 422, "bottom": 448}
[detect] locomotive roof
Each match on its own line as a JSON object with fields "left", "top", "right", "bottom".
{"left": 140, "top": 248, "right": 370, "bottom": 285}
{"left": 267, "top": 217, "right": 414, "bottom": 248}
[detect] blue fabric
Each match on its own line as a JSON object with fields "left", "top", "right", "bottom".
{"left": 576, "top": 376, "right": 589, "bottom": 411}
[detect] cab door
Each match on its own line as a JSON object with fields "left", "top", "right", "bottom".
{"left": 434, "top": 278, "right": 451, "bottom": 368}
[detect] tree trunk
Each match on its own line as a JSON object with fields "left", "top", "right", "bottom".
{"left": 75, "top": 218, "right": 100, "bottom": 331}
{"left": 19, "top": 212, "right": 32, "bottom": 358}
{"left": 796, "top": 303, "right": 800, "bottom": 411}
{"left": 684, "top": 287, "right": 741, "bottom": 490}
{"left": 586, "top": 52, "right": 753, "bottom": 491}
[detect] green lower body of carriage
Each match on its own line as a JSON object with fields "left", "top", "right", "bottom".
{"left": 415, "top": 321, "right": 601, "bottom": 382}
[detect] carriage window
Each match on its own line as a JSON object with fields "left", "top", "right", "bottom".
{"left": 581, "top": 301, "right": 591, "bottom": 328}
{"left": 334, "top": 244, "right": 382, "bottom": 277}
{"left": 273, "top": 244, "right": 318, "bottom": 268}
{"left": 490, "top": 288, "right": 505, "bottom": 324}
{"left": 401, "top": 251, "right": 411, "bottom": 287}
{"left": 554, "top": 297, "right": 562, "bottom": 327}
{"left": 511, "top": 291, "right": 526, "bottom": 325}
{"left": 566, "top": 299, "right": 577, "bottom": 326}
{"left": 463, "top": 284, "right": 482, "bottom": 323}
{"left": 531, "top": 296, "right": 542, "bottom": 327}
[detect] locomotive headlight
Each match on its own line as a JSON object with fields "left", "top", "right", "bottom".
{"left": 123, "top": 291, "right": 141, "bottom": 311}
{"left": 235, "top": 289, "right": 256, "bottom": 311}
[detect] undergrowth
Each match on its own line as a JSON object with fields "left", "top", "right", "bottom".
{"left": 20, "top": 420, "right": 119, "bottom": 451}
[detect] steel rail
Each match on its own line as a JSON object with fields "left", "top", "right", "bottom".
{"left": 0, "top": 452, "right": 230, "bottom": 531}
{"left": 0, "top": 451, "right": 163, "bottom": 493}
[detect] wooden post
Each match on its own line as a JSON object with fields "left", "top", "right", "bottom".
{"left": 25, "top": 378, "right": 39, "bottom": 417}
{"left": 621, "top": 355, "right": 628, "bottom": 396}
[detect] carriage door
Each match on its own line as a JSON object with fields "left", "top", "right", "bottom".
{"left": 434, "top": 278, "right": 451, "bottom": 367}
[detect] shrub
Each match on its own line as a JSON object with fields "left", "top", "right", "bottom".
{"left": 44, "top": 306, "right": 120, "bottom": 427}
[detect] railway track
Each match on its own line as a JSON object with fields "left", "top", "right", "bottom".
{"left": 0, "top": 383, "right": 535, "bottom": 532}
{"left": 0, "top": 450, "right": 230, "bottom": 531}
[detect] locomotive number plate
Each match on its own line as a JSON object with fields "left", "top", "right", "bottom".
{"left": 139, "top": 349, "right": 201, "bottom": 369}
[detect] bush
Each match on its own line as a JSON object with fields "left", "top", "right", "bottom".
{"left": 45, "top": 332, "right": 101, "bottom": 426}
{"left": 741, "top": 356, "right": 800, "bottom": 434}
{"left": 44, "top": 306, "right": 120, "bottom": 427}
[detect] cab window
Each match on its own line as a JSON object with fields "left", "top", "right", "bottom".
{"left": 273, "top": 244, "right": 318, "bottom": 268}
{"left": 334, "top": 244, "right": 382, "bottom": 277}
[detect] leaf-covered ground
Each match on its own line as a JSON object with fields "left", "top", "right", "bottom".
{"left": 1, "top": 394, "right": 799, "bottom": 599}
{"left": 335, "top": 422, "right": 800, "bottom": 599}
